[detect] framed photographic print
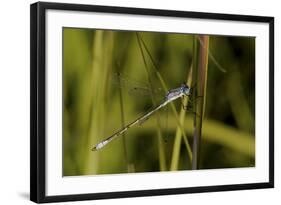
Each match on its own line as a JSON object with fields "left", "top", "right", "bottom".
{"left": 30, "top": 1, "right": 274, "bottom": 203}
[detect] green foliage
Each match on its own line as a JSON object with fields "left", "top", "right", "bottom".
{"left": 63, "top": 28, "right": 255, "bottom": 176}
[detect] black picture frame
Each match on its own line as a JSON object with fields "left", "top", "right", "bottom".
{"left": 30, "top": 1, "right": 274, "bottom": 203}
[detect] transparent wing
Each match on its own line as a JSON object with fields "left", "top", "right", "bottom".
{"left": 111, "top": 72, "right": 164, "bottom": 97}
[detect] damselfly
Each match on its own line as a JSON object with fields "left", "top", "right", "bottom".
{"left": 91, "top": 84, "right": 191, "bottom": 151}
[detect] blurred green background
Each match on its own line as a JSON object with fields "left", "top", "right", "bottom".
{"left": 63, "top": 28, "right": 255, "bottom": 176}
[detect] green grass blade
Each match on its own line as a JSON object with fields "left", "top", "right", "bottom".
{"left": 170, "top": 65, "right": 193, "bottom": 170}
{"left": 137, "top": 33, "right": 192, "bottom": 161}
{"left": 139, "top": 115, "right": 255, "bottom": 158}
{"left": 117, "top": 72, "right": 131, "bottom": 172}
{"left": 136, "top": 33, "right": 167, "bottom": 171}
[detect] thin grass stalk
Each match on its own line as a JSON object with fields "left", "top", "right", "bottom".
{"left": 226, "top": 69, "right": 254, "bottom": 132}
{"left": 136, "top": 33, "right": 167, "bottom": 171}
{"left": 117, "top": 73, "right": 130, "bottom": 172}
{"left": 192, "top": 35, "right": 209, "bottom": 170}
{"left": 138, "top": 34, "right": 192, "bottom": 157}
{"left": 170, "top": 65, "right": 193, "bottom": 171}
{"left": 84, "top": 31, "right": 115, "bottom": 174}
{"left": 196, "top": 36, "right": 226, "bottom": 73}
{"left": 84, "top": 30, "right": 105, "bottom": 174}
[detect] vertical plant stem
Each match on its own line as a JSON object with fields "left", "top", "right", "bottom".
{"left": 85, "top": 31, "right": 114, "bottom": 174}
{"left": 170, "top": 66, "right": 193, "bottom": 171}
{"left": 138, "top": 34, "right": 192, "bottom": 159}
{"left": 83, "top": 30, "right": 105, "bottom": 174}
{"left": 117, "top": 73, "right": 130, "bottom": 172}
{"left": 136, "top": 33, "right": 167, "bottom": 171}
{"left": 192, "top": 35, "right": 209, "bottom": 170}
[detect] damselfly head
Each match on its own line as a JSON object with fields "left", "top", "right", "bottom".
{"left": 181, "top": 83, "right": 190, "bottom": 96}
